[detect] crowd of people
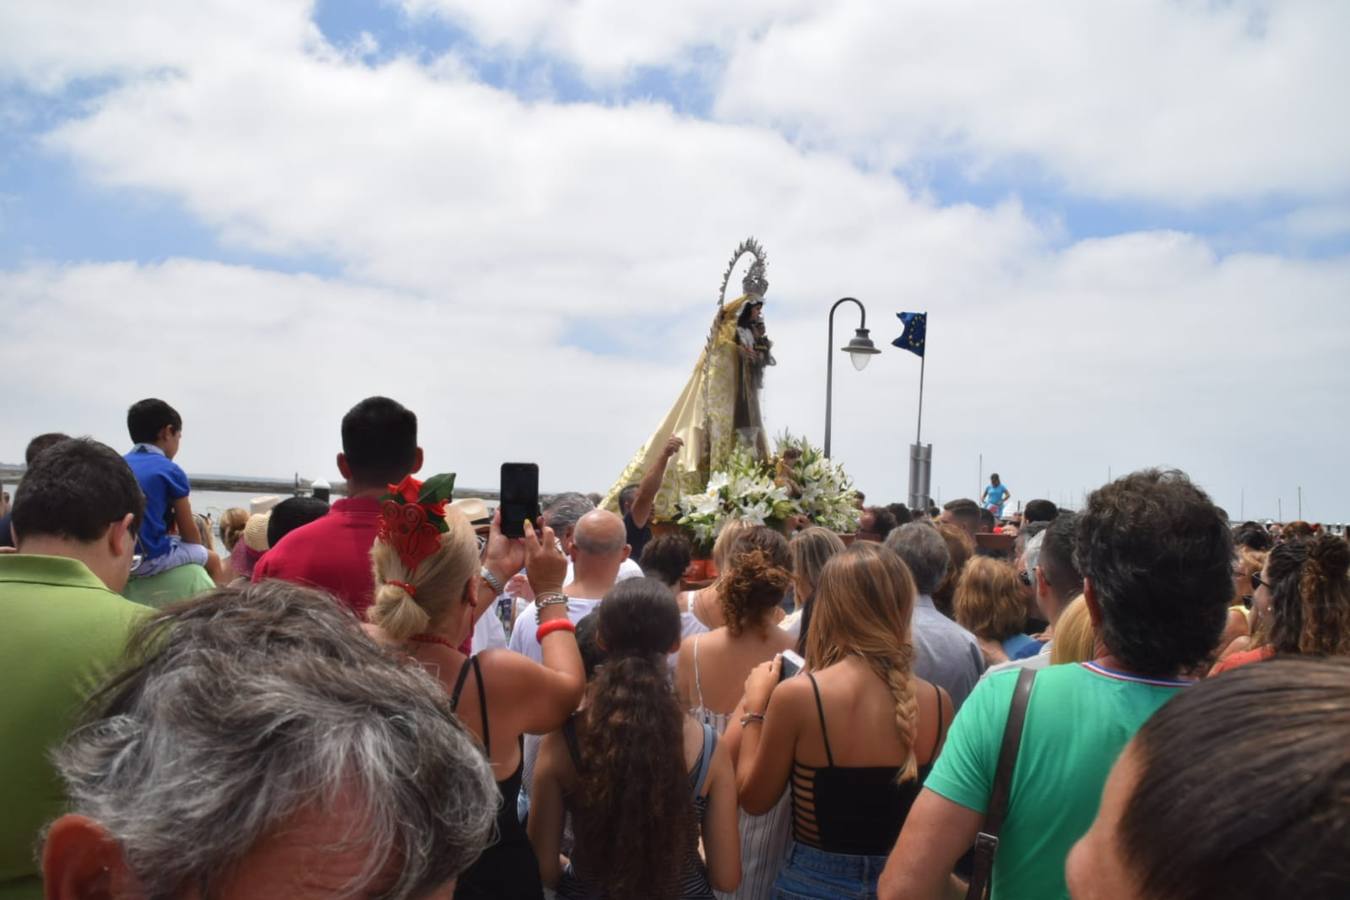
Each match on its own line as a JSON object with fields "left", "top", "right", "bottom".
{"left": 1, "top": 395, "right": 1347, "bottom": 900}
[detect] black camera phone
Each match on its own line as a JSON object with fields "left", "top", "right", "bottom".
{"left": 779, "top": 649, "right": 805, "bottom": 681}
{"left": 499, "top": 463, "right": 540, "bottom": 539}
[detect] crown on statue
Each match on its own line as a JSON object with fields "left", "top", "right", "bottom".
{"left": 742, "top": 258, "right": 769, "bottom": 298}
{"left": 719, "top": 237, "right": 770, "bottom": 304}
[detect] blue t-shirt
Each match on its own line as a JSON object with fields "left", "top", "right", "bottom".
{"left": 984, "top": 483, "right": 1009, "bottom": 512}
{"left": 1002, "top": 632, "right": 1043, "bottom": 661}
{"left": 125, "top": 445, "right": 191, "bottom": 561}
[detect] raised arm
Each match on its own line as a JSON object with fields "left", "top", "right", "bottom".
{"left": 730, "top": 656, "right": 801, "bottom": 815}
{"left": 481, "top": 512, "right": 585, "bottom": 734}
{"left": 629, "top": 436, "right": 683, "bottom": 529}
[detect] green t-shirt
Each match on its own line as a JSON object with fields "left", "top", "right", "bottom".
{"left": 123, "top": 563, "right": 215, "bottom": 608}
{"left": 0, "top": 555, "right": 149, "bottom": 899}
{"left": 924, "top": 662, "right": 1185, "bottom": 900}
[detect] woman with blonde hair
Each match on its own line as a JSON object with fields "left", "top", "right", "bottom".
{"left": 679, "top": 517, "right": 756, "bottom": 637}
{"left": 729, "top": 542, "right": 951, "bottom": 897}
{"left": 780, "top": 527, "right": 846, "bottom": 648}
{"left": 365, "top": 475, "right": 585, "bottom": 900}
{"left": 954, "top": 556, "right": 1044, "bottom": 665}
{"left": 1210, "top": 547, "right": 1265, "bottom": 662}
{"left": 1050, "top": 595, "right": 1096, "bottom": 665}
{"left": 217, "top": 507, "right": 248, "bottom": 555}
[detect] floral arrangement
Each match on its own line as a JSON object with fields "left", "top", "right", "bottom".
{"left": 674, "top": 433, "right": 859, "bottom": 549}
{"left": 675, "top": 445, "right": 795, "bottom": 550}
{"left": 775, "top": 432, "right": 861, "bottom": 534}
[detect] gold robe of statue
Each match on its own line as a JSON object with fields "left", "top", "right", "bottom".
{"left": 603, "top": 295, "right": 770, "bottom": 520}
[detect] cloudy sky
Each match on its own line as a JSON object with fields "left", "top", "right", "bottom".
{"left": 2, "top": 0, "right": 1347, "bottom": 522}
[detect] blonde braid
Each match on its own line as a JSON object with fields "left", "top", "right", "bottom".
{"left": 865, "top": 647, "right": 919, "bottom": 783}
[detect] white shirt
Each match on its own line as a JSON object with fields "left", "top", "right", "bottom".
{"left": 510, "top": 593, "right": 605, "bottom": 822}
{"left": 507, "top": 594, "right": 603, "bottom": 663}
{"left": 471, "top": 605, "right": 508, "bottom": 656}
{"left": 562, "top": 556, "right": 643, "bottom": 585}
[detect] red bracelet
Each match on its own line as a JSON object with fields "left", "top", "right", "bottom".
{"left": 535, "top": 619, "right": 576, "bottom": 643}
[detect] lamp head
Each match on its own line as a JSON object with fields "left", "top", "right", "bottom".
{"left": 842, "top": 328, "right": 882, "bottom": 371}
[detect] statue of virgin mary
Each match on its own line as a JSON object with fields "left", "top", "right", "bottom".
{"left": 603, "top": 239, "right": 775, "bottom": 520}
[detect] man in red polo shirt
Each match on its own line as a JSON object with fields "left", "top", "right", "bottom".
{"left": 254, "top": 397, "right": 422, "bottom": 618}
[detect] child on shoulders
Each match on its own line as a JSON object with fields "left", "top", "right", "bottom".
{"left": 123, "top": 398, "right": 223, "bottom": 584}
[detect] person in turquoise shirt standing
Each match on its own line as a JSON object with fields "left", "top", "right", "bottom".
{"left": 982, "top": 473, "right": 1011, "bottom": 518}
{"left": 880, "top": 469, "right": 1234, "bottom": 900}
{"left": 0, "top": 438, "right": 150, "bottom": 899}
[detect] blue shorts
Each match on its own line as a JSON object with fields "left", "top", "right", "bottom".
{"left": 772, "top": 842, "right": 888, "bottom": 899}
{"left": 133, "top": 536, "right": 209, "bottom": 577}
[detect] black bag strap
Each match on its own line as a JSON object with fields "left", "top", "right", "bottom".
{"left": 965, "top": 667, "right": 1036, "bottom": 900}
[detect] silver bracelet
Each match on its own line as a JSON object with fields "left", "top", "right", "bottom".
{"left": 535, "top": 592, "right": 569, "bottom": 626}
{"left": 480, "top": 566, "right": 505, "bottom": 595}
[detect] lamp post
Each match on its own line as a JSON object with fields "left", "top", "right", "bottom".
{"left": 824, "top": 297, "right": 881, "bottom": 458}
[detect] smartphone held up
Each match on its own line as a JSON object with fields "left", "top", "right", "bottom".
{"left": 499, "top": 463, "right": 540, "bottom": 539}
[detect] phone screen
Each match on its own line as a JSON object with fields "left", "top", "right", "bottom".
{"left": 779, "top": 650, "right": 805, "bottom": 681}
{"left": 499, "top": 463, "right": 540, "bottom": 539}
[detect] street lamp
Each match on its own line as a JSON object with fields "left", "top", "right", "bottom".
{"left": 824, "top": 297, "right": 881, "bottom": 457}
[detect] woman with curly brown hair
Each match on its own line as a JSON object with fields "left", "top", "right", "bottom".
{"left": 676, "top": 526, "right": 795, "bottom": 734}
{"left": 1210, "top": 533, "right": 1350, "bottom": 675}
{"left": 674, "top": 526, "right": 798, "bottom": 899}
{"left": 729, "top": 542, "right": 951, "bottom": 898}
{"left": 529, "top": 578, "right": 741, "bottom": 899}
{"left": 679, "top": 518, "right": 756, "bottom": 637}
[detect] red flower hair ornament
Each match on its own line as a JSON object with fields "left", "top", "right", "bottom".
{"left": 377, "top": 473, "right": 457, "bottom": 574}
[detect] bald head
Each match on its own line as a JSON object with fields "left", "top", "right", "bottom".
{"left": 573, "top": 509, "right": 627, "bottom": 558}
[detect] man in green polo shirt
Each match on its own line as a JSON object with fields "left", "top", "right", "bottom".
{"left": 0, "top": 438, "right": 150, "bottom": 899}
{"left": 880, "top": 469, "right": 1234, "bottom": 900}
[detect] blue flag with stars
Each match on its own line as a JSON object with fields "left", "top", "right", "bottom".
{"left": 893, "top": 312, "right": 926, "bottom": 357}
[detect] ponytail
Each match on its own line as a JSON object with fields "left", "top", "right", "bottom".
{"left": 369, "top": 582, "right": 431, "bottom": 641}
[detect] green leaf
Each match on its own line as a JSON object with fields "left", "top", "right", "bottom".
{"left": 419, "top": 473, "right": 457, "bottom": 505}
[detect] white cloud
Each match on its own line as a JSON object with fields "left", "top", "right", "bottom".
{"left": 0, "top": 1, "right": 1348, "bottom": 521}
{"left": 0, "top": 1, "right": 318, "bottom": 91}
{"left": 408, "top": 0, "right": 1350, "bottom": 206}
{"left": 401, "top": 0, "right": 804, "bottom": 82}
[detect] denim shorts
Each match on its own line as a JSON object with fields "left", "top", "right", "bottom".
{"left": 772, "top": 842, "right": 889, "bottom": 899}
{"left": 133, "top": 536, "right": 209, "bottom": 577}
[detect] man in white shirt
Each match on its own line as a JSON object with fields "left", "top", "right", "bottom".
{"left": 510, "top": 508, "right": 631, "bottom": 817}
{"left": 509, "top": 508, "right": 631, "bottom": 661}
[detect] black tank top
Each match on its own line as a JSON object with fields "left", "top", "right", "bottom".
{"left": 790, "top": 672, "right": 944, "bottom": 856}
{"left": 450, "top": 655, "right": 543, "bottom": 900}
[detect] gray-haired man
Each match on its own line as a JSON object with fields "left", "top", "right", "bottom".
{"left": 884, "top": 521, "right": 986, "bottom": 709}
{"left": 41, "top": 581, "right": 497, "bottom": 900}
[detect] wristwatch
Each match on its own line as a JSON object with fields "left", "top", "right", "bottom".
{"left": 480, "top": 566, "right": 505, "bottom": 595}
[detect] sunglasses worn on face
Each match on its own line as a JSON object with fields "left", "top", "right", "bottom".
{"left": 1250, "top": 571, "right": 1272, "bottom": 592}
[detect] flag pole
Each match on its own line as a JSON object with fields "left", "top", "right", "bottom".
{"left": 915, "top": 348, "right": 926, "bottom": 446}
